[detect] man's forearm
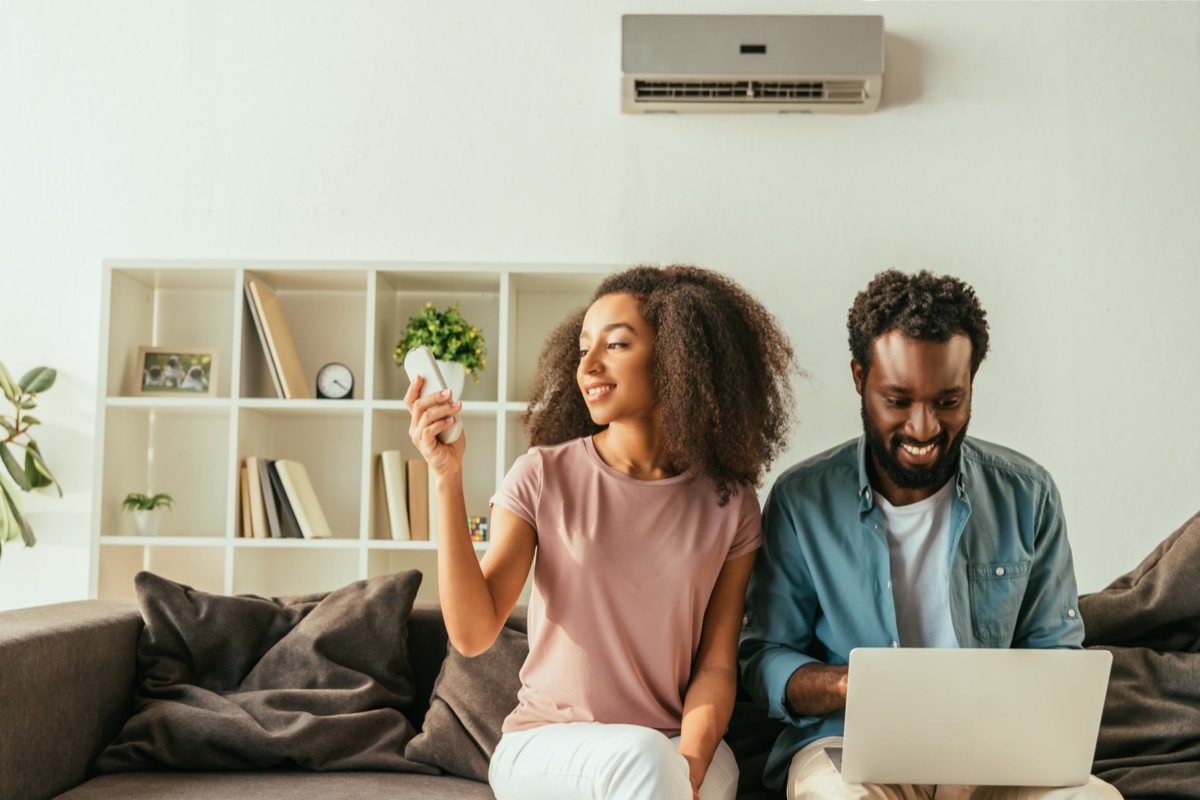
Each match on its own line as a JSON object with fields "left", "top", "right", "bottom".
{"left": 785, "top": 662, "right": 850, "bottom": 717}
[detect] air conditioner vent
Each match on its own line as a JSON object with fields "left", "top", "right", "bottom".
{"left": 633, "top": 80, "right": 867, "bottom": 105}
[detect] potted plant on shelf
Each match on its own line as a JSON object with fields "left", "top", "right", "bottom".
{"left": 393, "top": 302, "right": 487, "bottom": 399}
{"left": 121, "top": 492, "right": 174, "bottom": 537}
{"left": 0, "top": 361, "right": 61, "bottom": 560}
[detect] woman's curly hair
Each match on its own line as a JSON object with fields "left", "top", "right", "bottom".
{"left": 522, "top": 265, "right": 797, "bottom": 505}
{"left": 847, "top": 269, "right": 991, "bottom": 378}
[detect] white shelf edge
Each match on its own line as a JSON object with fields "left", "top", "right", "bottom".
{"left": 368, "top": 540, "right": 487, "bottom": 552}
{"left": 99, "top": 535, "right": 229, "bottom": 547}
{"left": 236, "top": 399, "right": 366, "bottom": 411}
{"left": 105, "top": 397, "right": 235, "bottom": 410}
{"left": 232, "top": 538, "right": 363, "bottom": 549}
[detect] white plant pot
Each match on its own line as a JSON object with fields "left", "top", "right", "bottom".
{"left": 133, "top": 510, "right": 161, "bottom": 537}
{"left": 437, "top": 360, "right": 467, "bottom": 401}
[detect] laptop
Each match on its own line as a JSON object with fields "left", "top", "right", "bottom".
{"left": 838, "top": 648, "right": 1112, "bottom": 787}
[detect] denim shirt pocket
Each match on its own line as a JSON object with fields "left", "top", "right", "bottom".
{"left": 967, "top": 559, "right": 1032, "bottom": 645}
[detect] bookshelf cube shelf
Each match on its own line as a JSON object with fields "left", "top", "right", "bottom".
{"left": 92, "top": 261, "right": 608, "bottom": 604}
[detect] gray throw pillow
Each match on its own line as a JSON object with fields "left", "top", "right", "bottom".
{"left": 405, "top": 626, "right": 527, "bottom": 782}
{"left": 95, "top": 570, "right": 437, "bottom": 774}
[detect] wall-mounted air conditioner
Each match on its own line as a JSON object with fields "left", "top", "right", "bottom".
{"left": 622, "top": 15, "right": 884, "bottom": 114}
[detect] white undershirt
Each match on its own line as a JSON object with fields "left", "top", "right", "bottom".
{"left": 876, "top": 479, "right": 959, "bottom": 648}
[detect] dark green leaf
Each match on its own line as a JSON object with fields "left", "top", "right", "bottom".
{"left": 27, "top": 447, "right": 62, "bottom": 496}
{"left": 19, "top": 367, "right": 56, "bottom": 394}
{"left": 22, "top": 415, "right": 40, "bottom": 426}
{"left": 1, "top": 443, "right": 31, "bottom": 491}
{"left": 25, "top": 450, "right": 50, "bottom": 490}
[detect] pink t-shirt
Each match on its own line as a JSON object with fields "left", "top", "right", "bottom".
{"left": 490, "top": 436, "right": 762, "bottom": 736}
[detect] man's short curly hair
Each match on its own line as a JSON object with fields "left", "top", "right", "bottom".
{"left": 523, "top": 265, "right": 797, "bottom": 505}
{"left": 848, "top": 269, "right": 990, "bottom": 378}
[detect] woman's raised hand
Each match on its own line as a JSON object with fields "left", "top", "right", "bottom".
{"left": 404, "top": 375, "right": 466, "bottom": 477}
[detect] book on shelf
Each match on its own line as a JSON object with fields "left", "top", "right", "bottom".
{"left": 405, "top": 459, "right": 429, "bottom": 541}
{"left": 244, "top": 456, "right": 270, "bottom": 539}
{"left": 274, "top": 458, "right": 332, "bottom": 539}
{"left": 243, "top": 281, "right": 284, "bottom": 398}
{"left": 245, "top": 278, "right": 312, "bottom": 399}
{"left": 267, "top": 460, "right": 305, "bottom": 539}
{"left": 257, "top": 457, "right": 283, "bottom": 538}
{"left": 239, "top": 465, "right": 252, "bottom": 538}
{"left": 379, "top": 450, "right": 410, "bottom": 541}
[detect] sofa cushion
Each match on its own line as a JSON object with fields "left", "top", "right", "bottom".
{"left": 55, "top": 770, "right": 496, "bottom": 800}
{"left": 94, "top": 570, "right": 436, "bottom": 773}
{"left": 406, "top": 626, "right": 528, "bottom": 781}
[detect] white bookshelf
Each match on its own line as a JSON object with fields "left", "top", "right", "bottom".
{"left": 90, "top": 261, "right": 610, "bottom": 603}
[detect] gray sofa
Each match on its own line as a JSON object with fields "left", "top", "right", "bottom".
{"left": 0, "top": 598, "right": 782, "bottom": 800}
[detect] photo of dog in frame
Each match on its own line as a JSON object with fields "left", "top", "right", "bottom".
{"left": 136, "top": 347, "right": 218, "bottom": 397}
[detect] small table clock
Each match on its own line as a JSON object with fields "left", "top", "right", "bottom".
{"left": 315, "top": 362, "right": 354, "bottom": 399}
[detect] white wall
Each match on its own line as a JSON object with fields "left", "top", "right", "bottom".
{"left": 2, "top": 1, "right": 1197, "bottom": 608}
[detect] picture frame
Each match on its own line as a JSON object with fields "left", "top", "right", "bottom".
{"left": 135, "top": 347, "right": 219, "bottom": 397}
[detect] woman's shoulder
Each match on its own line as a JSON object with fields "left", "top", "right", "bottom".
{"left": 518, "top": 437, "right": 587, "bottom": 462}
{"left": 507, "top": 437, "right": 588, "bottom": 477}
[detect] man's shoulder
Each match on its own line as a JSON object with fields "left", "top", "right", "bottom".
{"left": 961, "top": 437, "right": 1054, "bottom": 486}
{"left": 771, "top": 438, "right": 859, "bottom": 496}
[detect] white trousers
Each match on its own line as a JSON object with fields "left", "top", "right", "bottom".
{"left": 787, "top": 737, "right": 1123, "bottom": 800}
{"left": 489, "top": 722, "right": 739, "bottom": 800}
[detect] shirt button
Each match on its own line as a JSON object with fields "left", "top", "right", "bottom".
{"left": 865, "top": 490, "right": 872, "bottom": 501}
{"left": 742, "top": 615, "right": 750, "bottom": 626}
{"left": 887, "top": 580, "right": 893, "bottom": 589}
{"left": 892, "top": 640, "right": 899, "bottom": 648}
{"left": 1067, "top": 609, "right": 1077, "bottom": 618}
{"left": 995, "top": 567, "right": 1006, "bottom": 576}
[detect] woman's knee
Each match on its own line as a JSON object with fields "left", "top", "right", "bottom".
{"left": 602, "top": 726, "right": 691, "bottom": 796}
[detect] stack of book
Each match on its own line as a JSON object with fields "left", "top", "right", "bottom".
{"left": 244, "top": 278, "right": 311, "bottom": 399}
{"left": 239, "top": 457, "right": 332, "bottom": 539}
{"left": 379, "top": 450, "right": 444, "bottom": 542}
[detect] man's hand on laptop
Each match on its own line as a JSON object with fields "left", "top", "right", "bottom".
{"left": 784, "top": 662, "right": 850, "bottom": 717}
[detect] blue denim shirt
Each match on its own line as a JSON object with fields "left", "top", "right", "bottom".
{"left": 739, "top": 436, "right": 1085, "bottom": 790}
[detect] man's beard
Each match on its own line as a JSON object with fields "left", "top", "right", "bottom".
{"left": 861, "top": 400, "right": 969, "bottom": 491}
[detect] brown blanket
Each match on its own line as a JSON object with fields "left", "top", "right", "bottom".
{"left": 1079, "top": 511, "right": 1200, "bottom": 800}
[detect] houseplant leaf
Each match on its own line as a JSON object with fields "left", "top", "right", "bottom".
{"left": 25, "top": 444, "right": 61, "bottom": 495}
{"left": 19, "top": 367, "right": 56, "bottom": 395}
{"left": 0, "top": 361, "right": 17, "bottom": 404}
{"left": 0, "top": 477, "right": 17, "bottom": 545}
{"left": 1, "top": 442, "right": 32, "bottom": 491}
{"left": 1, "top": 472, "right": 35, "bottom": 550}
{"left": 1, "top": 418, "right": 15, "bottom": 436}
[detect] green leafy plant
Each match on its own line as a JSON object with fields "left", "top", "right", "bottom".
{"left": 0, "top": 361, "right": 62, "bottom": 560}
{"left": 393, "top": 302, "right": 487, "bottom": 382}
{"left": 121, "top": 492, "right": 174, "bottom": 512}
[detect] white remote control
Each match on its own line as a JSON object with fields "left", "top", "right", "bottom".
{"left": 403, "top": 346, "right": 463, "bottom": 444}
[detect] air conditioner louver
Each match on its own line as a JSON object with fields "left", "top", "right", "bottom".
{"left": 633, "top": 80, "right": 869, "bottom": 106}
{"left": 622, "top": 15, "right": 884, "bottom": 114}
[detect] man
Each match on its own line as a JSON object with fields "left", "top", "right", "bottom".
{"left": 739, "top": 270, "right": 1120, "bottom": 799}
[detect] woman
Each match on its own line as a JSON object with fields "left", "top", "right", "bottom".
{"left": 406, "top": 265, "right": 795, "bottom": 799}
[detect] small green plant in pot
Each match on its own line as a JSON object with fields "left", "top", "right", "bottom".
{"left": 0, "top": 360, "right": 62, "bottom": 561}
{"left": 393, "top": 302, "right": 487, "bottom": 398}
{"left": 122, "top": 492, "right": 174, "bottom": 537}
